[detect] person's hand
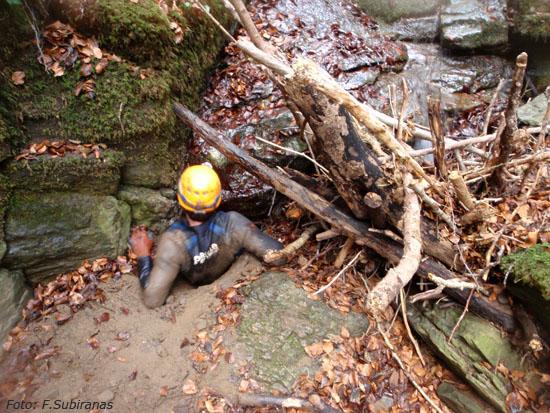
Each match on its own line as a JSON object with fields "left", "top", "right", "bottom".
{"left": 129, "top": 226, "right": 153, "bottom": 257}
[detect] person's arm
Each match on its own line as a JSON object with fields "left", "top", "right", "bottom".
{"left": 227, "top": 211, "right": 286, "bottom": 264}
{"left": 130, "top": 228, "right": 187, "bottom": 308}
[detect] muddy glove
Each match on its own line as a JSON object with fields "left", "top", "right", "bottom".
{"left": 129, "top": 227, "right": 154, "bottom": 288}
{"left": 263, "top": 249, "right": 288, "bottom": 266}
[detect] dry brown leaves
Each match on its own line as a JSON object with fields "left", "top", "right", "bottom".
{"left": 3, "top": 256, "right": 133, "bottom": 352}
{"left": 15, "top": 139, "right": 107, "bottom": 161}
{"left": 11, "top": 70, "right": 25, "bottom": 85}
{"left": 294, "top": 321, "right": 451, "bottom": 413}
{"left": 39, "top": 21, "right": 120, "bottom": 97}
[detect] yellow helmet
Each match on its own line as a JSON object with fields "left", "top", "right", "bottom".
{"left": 177, "top": 165, "right": 222, "bottom": 214}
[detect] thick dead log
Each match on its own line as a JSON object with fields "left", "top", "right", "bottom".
{"left": 280, "top": 60, "right": 458, "bottom": 269}
{"left": 173, "top": 103, "right": 516, "bottom": 332}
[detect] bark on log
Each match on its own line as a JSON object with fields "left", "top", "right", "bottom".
{"left": 366, "top": 173, "right": 422, "bottom": 314}
{"left": 428, "top": 97, "right": 448, "bottom": 180}
{"left": 490, "top": 53, "right": 528, "bottom": 190}
{"left": 173, "top": 103, "right": 516, "bottom": 332}
{"left": 280, "top": 60, "right": 458, "bottom": 269}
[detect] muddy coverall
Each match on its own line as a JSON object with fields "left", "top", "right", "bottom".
{"left": 137, "top": 211, "right": 283, "bottom": 308}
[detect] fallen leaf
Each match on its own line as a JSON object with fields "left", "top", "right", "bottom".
{"left": 11, "top": 71, "right": 25, "bottom": 85}
{"left": 159, "top": 386, "right": 169, "bottom": 397}
{"left": 305, "top": 342, "right": 324, "bottom": 357}
{"left": 182, "top": 379, "right": 198, "bottom": 395}
{"left": 129, "top": 370, "right": 137, "bottom": 381}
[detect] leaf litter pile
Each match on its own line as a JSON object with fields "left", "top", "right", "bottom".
{"left": 2, "top": 257, "right": 133, "bottom": 353}
{"left": 14, "top": 139, "right": 107, "bottom": 161}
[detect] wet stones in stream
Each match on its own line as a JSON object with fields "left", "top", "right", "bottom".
{"left": 235, "top": 272, "right": 369, "bottom": 392}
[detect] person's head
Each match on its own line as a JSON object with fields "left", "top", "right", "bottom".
{"left": 177, "top": 164, "right": 222, "bottom": 222}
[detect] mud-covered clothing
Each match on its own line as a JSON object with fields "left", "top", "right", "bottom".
{"left": 138, "top": 211, "right": 283, "bottom": 308}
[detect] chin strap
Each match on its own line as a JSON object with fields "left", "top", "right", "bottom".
{"left": 137, "top": 256, "right": 153, "bottom": 289}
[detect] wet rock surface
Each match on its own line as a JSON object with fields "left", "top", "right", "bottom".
{"left": 436, "top": 382, "right": 492, "bottom": 413}
{"left": 236, "top": 272, "right": 369, "bottom": 391}
{"left": 407, "top": 302, "right": 541, "bottom": 412}
{"left": 117, "top": 185, "right": 177, "bottom": 230}
{"left": 3, "top": 192, "right": 131, "bottom": 283}
{"left": 0, "top": 269, "right": 31, "bottom": 341}
{"left": 440, "top": 0, "right": 508, "bottom": 51}
{"left": 517, "top": 93, "right": 550, "bottom": 126}
{"left": 368, "top": 42, "right": 511, "bottom": 130}
{"left": 196, "top": 0, "right": 408, "bottom": 212}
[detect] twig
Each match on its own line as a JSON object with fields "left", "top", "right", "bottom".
{"left": 400, "top": 289, "right": 425, "bottom": 366}
{"left": 396, "top": 78, "right": 410, "bottom": 143}
{"left": 254, "top": 135, "right": 330, "bottom": 174}
{"left": 333, "top": 237, "right": 355, "bottom": 268}
{"left": 410, "top": 180, "right": 457, "bottom": 231}
{"left": 480, "top": 228, "right": 505, "bottom": 281}
{"left": 22, "top": 0, "right": 46, "bottom": 72}
{"left": 449, "top": 170, "right": 476, "bottom": 211}
{"left": 464, "top": 151, "right": 550, "bottom": 180}
{"left": 264, "top": 224, "right": 320, "bottom": 264}
{"left": 482, "top": 79, "right": 505, "bottom": 136}
{"left": 118, "top": 102, "right": 125, "bottom": 135}
{"left": 197, "top": 1, "right": 236, "bottom": 42}
{"left": 448, "top": 289, "right": 475, "bottom": 342}
{"left": 377, "top": 323, "right": 445, "bottom": 413}
{"left": 226, "top": 0, "right": 271, "bottom": 52}
{"left": 316, "top": 229, "right": 341, "bottom": 241}
{"left": 366, "top": 173, "right": 422, "bottom": 314}
{"left": 314, "top": 251, "right": 362, "bottom": 295}
{"left": 428, "top": 97, "right": 448, "bottom": 179}
{"left": 427, "top": 273, "right": 478, "bottom": 292}
{"left": 490, "top": 53, "right": 528, "bottom": 190}
{"left": 410, "top": 285, "right": 445, "bottom": 303}
{"left": 237, "top": 393, "right": 340, "bottom": 413}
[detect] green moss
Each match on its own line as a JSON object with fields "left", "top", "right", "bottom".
{"left": 501, "top": 244, "right": 550, "bottom": 300}
{"left": 6, "top": 56, "right": 173, "bottom": 146}
{"left": 512, "top": 0, "right": 550, "bottom": 40}
{"left": 5, "top": 150, "right": 125, "bottom": 195}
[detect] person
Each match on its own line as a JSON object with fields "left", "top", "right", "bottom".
{"left": 129, "top": 164, "right": 285, "bottom": 308}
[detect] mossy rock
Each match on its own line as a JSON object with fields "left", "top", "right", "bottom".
{"left": 0, "top": 173, "right": 11, "bottom": 262}
{"left": 501, "top": 243, "right": 550, "bottom": 300}
{"left": 440, "top": 0, "right": 508, "bottom": 51}
{"left": 117, "top": 185, "right": 176, "bottom": 229}
{"left": 236, "top": 272, "right": 369, "bottom": 392}
{"left": 355, "top": 0, "right": 440, "bottom": 22}
{"left": 3, "top": 191, "right": 131, "bottom": 283}
{"left": 407, "top": 303, "right": 522, "bottom": 412}
{"left": 510, "top": 0, "right": 550, "bottom": 40}
{"left": 0, "top": 268, "right": 31, "bottom": 342}
{"left": 5, "top": 150, "right": 125, "bottom": 195}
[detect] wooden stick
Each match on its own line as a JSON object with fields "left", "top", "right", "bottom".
{"left": 314, "top": 251, "right": 362, "bottom": 295}
{"left": 237, "top": 393, "right": 340, "bottom": 413}
{"left": 366, "top": 173, "right": 422, "bottom": 314}
{"left": 334, "top": 237, "right": 355, "bottom": 268}
{"left": 377, "top": 323, "right": 445, "bottom": 413}
{"left": 400, "top": 289, "right": 426, "bottom": 366}
{"left": 396, "top": 78, "right": 410, "bottom": 143}
{"left": 449, "top": 171, "right": 476, "bottom": 211}
{"left": 428, "top": 97, "right": 448, "bottom": 179}
{"left": 410, "top": 181, "right": 456, "bottom": 231}
{"left": 264, "top": 224, "right": 320, "bottom": 264}
{"left": 448, "top": 289, "right": 475, "bottom": 342}
{"left": 316, "top": 229, "right": 341, "bottom": 241}
{"left": 490, "top": 53, "right": 528, "bottom": 190}
{"left": 227, "top": 0, "right": 270, "bottom": 52}
{"left": 482, "top": 79, "right": 505, "bottom": 136}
